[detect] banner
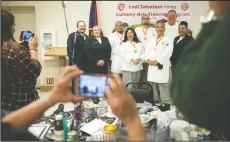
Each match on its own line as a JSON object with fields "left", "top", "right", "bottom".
{"left": 112, "top": 1, "right": 193, "bottom": 32}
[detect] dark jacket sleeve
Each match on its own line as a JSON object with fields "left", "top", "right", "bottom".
{"left": 67, "top": 33, "right": 74, "bottom": 64}
{"left": 1, "top": 122, "right": 39, "bottom": 141}
{"left": 102, "top": 37, "right": 112, "bottom": 62}
{"left": 171, "top": 13, "right": 230, "bottom": 136}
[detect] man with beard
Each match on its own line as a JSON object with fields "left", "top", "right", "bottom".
{"left": 67, "top": 20, "right": 91, "bottom": 94}
{"left": 135, "top": 15, "right": 156, "bottom": 86}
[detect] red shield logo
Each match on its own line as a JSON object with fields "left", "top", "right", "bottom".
{"left": 118, "top": 3, "right": 125, "bottom": 11}
{"left": 181, "top": 3, "right": 189, "bottom": 11}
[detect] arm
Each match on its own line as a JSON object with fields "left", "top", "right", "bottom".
{"left": 155, "top": 38, "right": 173, "bottom": 64}
{"left": 144, "top": 41, "right": 151, "bottom": 62}
{"left": 20, "top": 48, "right": 42, "bottom": 78}
{"left": 138, "top": 43, "right": 145, "bottom": 62}
{"left": 2, "top": 95, "right": 54, "bottom": 128}
{"left": 102, "top": 37, "right": 111, "bottom": 62}
{"left": 126, "top": 118, "right": 145, "bottom": 141}
{"left": 108, "top": 35, "right": 115, "bottom": 54}
{"left": 119, "top": 43, "right": 133, "bottom": 63}
{"left": 67, "top": 34, "right": 73, "bottom": 63}
{"left": 2, "top": 66, "right": 87, "bottom": 128}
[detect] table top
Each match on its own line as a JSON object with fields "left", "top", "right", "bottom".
{"left": 45, "top": 47, "right": 67, "bottom": 57}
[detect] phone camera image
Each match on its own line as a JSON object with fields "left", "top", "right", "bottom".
{"left": 78, "top": 74, "right": 109, "bottom": 98}
{"left": 22, "top": 31, "right": 34, "bottom": 41}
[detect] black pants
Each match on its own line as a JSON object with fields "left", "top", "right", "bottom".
{"left": 138, "top": 63, "right": 148, "bottom": 88}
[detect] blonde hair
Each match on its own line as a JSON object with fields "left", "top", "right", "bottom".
{"left": 91, "top": 25, "right": 104, "bottom": 37}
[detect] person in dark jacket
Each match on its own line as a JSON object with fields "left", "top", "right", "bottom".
{"left": 67, "top": 20, "right": 89, "bottom": 68}
{"left": 170, "top": 21, "right": 194, "bottom": 69}
{"left": 171, "top": 1, "right": 230, "bottom": 140}
{"left": 84, "top": 25, "right": 111, "bottom": 74}
{"left": 67, "top": 20, "right": 92, "bottom": 93}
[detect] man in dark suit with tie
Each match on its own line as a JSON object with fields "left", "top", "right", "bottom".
{"left": 170, "top": 21, "right": 194, "bottom": 69}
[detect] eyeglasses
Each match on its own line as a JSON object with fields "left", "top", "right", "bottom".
{"left": 142, "top": 18, "right": 150, "bottom": 20}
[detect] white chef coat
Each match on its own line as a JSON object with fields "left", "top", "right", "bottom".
{"left": 145, "top": 35, "right": 173, "bottom": 83}
{"left": 135, "top": 26, "right": 156, "bottom": 49}
{"left": 120, "top": 41, "right": 144, "bottom": 72}
{"left": 165, "top": 22, "right": 179, "bottom": 41}
{"left": 108, "top": 32, "right": 124, "bottom": 73}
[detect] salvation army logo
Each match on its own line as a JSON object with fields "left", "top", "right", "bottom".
{"left": 181, "top": 3, "right": 189, "bottom": 11}
{"left": 118, "top": 3, "right": 125, "bottom": 11}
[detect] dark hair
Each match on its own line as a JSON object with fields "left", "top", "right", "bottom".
{"left": 168, "top": 10, "right": 177, "bottom": 14}
{"left": 90, "top": 25, "right": 104, "bottom": 38}
{"left": 1, "top": 10, "right": 15, "bottom": 46}
{"left": 123, "top": 28, "right": 141, "bottom": 43}
{"left": 156, "top": 19, "right": 166, "bottom": 25}
{"left": 76, "top": 20, "right": 86, "bottom": 27}
{"left": 179, "top": 21, "right": 188, "bottom": 28}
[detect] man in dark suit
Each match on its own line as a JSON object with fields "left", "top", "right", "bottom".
{"left": 67, "top": 20, "right": 88, "bottom": 68}
{"left": 170, "top": 21, "right": 194, "bottom": 69}
{"left": 67, "top": 20, "right": 89, "bottom": 94}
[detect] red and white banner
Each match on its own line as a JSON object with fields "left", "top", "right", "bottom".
{"left": 112, "top": 1, "right": 193, "bottom": 30}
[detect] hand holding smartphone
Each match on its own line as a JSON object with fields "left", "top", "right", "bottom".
{"left": 76, "top": 74, "right": 109, "bottom": 98}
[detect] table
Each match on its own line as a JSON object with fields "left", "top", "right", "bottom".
{"left": 40, "top": 100, "right": 168, "bottom": 141}
{"left": 45, "top": 47, "right": 68, "bottom": 67}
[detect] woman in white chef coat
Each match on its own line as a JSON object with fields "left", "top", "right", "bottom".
{"left": 145, "top": 21, "right": 173, "bottom": 104}
{"left": 120, "top": 28, "right": 144, "bottom": 89}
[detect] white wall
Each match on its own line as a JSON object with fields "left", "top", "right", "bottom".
{"left": 2, "top": 1, "right": 209, "bottom": 86}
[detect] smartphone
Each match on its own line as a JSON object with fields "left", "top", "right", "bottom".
{"left": 20, "top": 31, "right": 35, "bottom": 41}
{"left": 77, "top": 74, "right": 109, "bottom": 98}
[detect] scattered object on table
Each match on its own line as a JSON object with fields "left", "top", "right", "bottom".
{"left": 140, "top": 114, "right": 151, "bottom": 128}
{"left": 28, "top": 124, "right": 51, "bottom": 140}
{"left": 54, "top": 114, "right": 64, "bottom": 141}
{"left": 100, "top": 116, "right": 116, "bottom": 124}
{"left": 52, "top": 104, "right": 64, "bottom": 116}
{"left": 155, "top": 103, "right": 170, "bottom": 112}
{"left": 80, "top": 118, "right": 107, "bottom": 135}
{"left": 138, "top": 106, "right": 153, "bottom": 114}
{"left": 63, "top": 114, "right": 68, "bottom": 141}
{"left": 103, "top": 124, "right": 117, "bottom": 141}
{"left": 169, "top": 120, "right": 190, "bottom": 141}
{"left": 67, "top": 131, "right": 78, "bottom": 141}
{"left": 93, "top": 98, "right": 100, "bottom": 104}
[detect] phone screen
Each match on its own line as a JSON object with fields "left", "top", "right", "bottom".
{"left": 21, "top": 31, "right": 34, "bottom": 41}
{"left": 78, "top": 74, "right": 109, "bottom": 97}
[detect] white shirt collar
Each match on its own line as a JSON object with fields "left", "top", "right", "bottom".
{"left": 96, "top": 37, "right": 102, "bottom": 44}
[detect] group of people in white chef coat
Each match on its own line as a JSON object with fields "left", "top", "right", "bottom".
{"left": 108, "top": 10, "right": 180, "bottom": 104}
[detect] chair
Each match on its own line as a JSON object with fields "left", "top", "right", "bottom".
{"left": 126, "top": 82, "right": 154, "bottom": 105}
